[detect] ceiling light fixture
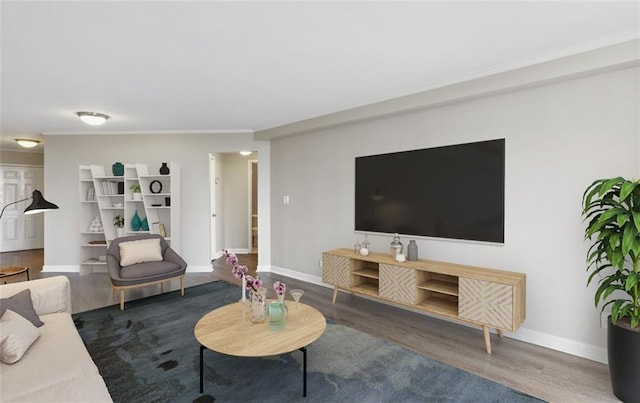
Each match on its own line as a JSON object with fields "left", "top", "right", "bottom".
{"left": 76, "top": 111, "right": 110, "bottom": 126}
{"left": 239, "top": 151, "right": 252, "bottom": 156}
{"left": 14, "top": 139, "right": 41, "bottom": 148}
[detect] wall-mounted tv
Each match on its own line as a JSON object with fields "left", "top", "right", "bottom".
{"left": 355, "top": 139, "right": 505, "bottom": 243}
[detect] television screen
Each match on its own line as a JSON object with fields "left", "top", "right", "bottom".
{"left": 355, "top": 139, "right": 505, "bottom": 243}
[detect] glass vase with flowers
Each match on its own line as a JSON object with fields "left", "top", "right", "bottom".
{"left": 223, "top": 250, "right": 266, "bottom": 322}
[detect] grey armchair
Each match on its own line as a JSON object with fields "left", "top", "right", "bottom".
{"left": 106, "top": 234, "right": 187, "bottom": 310}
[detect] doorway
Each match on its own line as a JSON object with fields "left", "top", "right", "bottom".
{"left": 249, "top": 160, "right": 258, "bottom": 254}
{"left": 209, "top": 152, "right": 258, "bottom": 260}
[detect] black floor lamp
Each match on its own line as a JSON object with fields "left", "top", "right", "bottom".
{"left": 0, "top": 189, "right": 59, "bottom": 219}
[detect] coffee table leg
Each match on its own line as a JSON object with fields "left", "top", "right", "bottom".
{"left": 299, "top": 347, "right": 307, "bottom": 397}
{"left": 200, "top": 345, "right": 205, "bottom": 393}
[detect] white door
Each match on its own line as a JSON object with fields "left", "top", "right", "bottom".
{"left": 0, "top": 165, "right": 45, "bottom": 252}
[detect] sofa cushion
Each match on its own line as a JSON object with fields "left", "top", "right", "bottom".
{"left": 0, "top": 309, "right": 41, "bottom": 364}
{"left": 0, "top": 289, "right": 44, "bottom": 327}
{"left": 119, "top": 238, "right": 163, "bottom": 266}
{"left": 0, "top": 313, "right": 110, "bottom": 402}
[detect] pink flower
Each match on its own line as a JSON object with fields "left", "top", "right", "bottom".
{"left": 226, "top": 254, "right": 238, "bottom": 266}
{"left": 231, "top": 265, "right": 248, "bottom": 279}
{"left": 273, "top": 280, "right": 286, "bottom": 296}
{"left": 245, "top": 275, "right": 263, "bottom": 291}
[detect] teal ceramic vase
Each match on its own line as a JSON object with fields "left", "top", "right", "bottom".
{"left": 131, "top": 211, "right": 141, "bottom": 231}
{"left": 112, "top": 162, "right": 124, "bottom": 176}
{"left": 268, "top": 296, "right": 287, "bottom": 331}
{"left": 140, "top": 217, "right": 149, "bottom": 231}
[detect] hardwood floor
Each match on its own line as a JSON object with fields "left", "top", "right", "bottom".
{"left": 0, "top": 249, "right": 615, "bottom": 402}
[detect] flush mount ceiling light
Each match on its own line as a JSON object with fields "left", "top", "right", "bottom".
{"left": 76, "top": 111, "right": 110, "bottom": 126}
{"left": 14, "top": 138, "right": 41, "bottom": 148}
{"left": 239, "top": 151, "right": 252, "bottom": 156}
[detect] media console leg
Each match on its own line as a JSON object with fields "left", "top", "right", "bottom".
{"left": 332, "top": 287, "right": 338, "bottom": 304}
{"left": 498, "top": 329, "right": 504, "bottom": 338}
{"left": 300, "top": 347, "right": 307, "bottom": 397}
{"left": 199, "top": 345, "right": 205, "bottom": 393}
{"left": 482, "top": 325, "right": 492, "bottom": 354}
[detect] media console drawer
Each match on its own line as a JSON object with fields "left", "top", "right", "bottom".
{"left": 322, "top": 248, "right": 526, "bottom": 354}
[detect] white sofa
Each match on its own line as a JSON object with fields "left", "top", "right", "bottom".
{"left": 0, "top": 276, "right": 112, "bottom": 402}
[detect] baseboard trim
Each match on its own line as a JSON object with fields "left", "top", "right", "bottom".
{"left": 187, "top": 265, "right": 213, "bottom": 273}
{"left": 42, "top": 265, "right": 79, "bottom": 273}
{"left": 509, "top": 327, "right": 608, "bottom": 364}
{"left": 268, "top": 265, "right": 330, "bottom": 288}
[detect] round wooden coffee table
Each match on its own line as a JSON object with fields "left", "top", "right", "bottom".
{"left": 195, "top": 301, "right": 326, "bottom": 397}
{"left": 0, "top": 266, "right": 29, "bottom": 283}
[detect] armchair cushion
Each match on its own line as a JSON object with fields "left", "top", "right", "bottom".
{"left": 119, "top": 238, "right": 163, "bottom": 266}
{"left": 120, "top": 261, "right": 183, "bottom": 279}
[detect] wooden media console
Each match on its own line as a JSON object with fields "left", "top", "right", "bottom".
{"left": 322, "top": 248, "right": 526, "bottom": 353}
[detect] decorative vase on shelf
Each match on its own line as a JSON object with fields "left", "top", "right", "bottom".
{"left": 140, "top": 217, "right": 149, "bottom": 231}
{"left": 390, "top": 233, "right": 403, "bottom": 259}
{"left": 159, "top": 162, "right": 170, "bottom": 175}
{"left": 407, "top": 240, "right": 418, "bottom": 261}
{"left": 249, "top": 288, "right": 267, "bottom": 323}
{"left": 131, "top": 211, "right": 142, "bottom": 231}
{"left": 112, "top": 162, "right": 124, "bottom": 176}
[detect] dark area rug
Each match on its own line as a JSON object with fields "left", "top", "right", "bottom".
{"left": 73, "top": 281, "right": 544, "bottom": 403}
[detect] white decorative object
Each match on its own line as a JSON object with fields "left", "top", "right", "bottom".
{"left": 395, "top": 253, "right": 406, "bottom": 262}
{"left": 89, "top": 217, "right": 103, "bottom": 232}
{"left": 359, "top": 247, "right": 369, "bottom": 256}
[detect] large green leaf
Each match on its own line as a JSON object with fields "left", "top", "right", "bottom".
{"left": 625, "top": 272, "right": 638, "bottom": 292}
{"left": 622, "top": 222, "right": 638, "bottom": 256}
{"left": 620, "top": 180, "right": 637, "bottom": 202}
{"left": 599, "top": 177, "right": 624, "bottom": 196}
{"left": 582, "top": 179, "right": 606, "bottom": 209}
{"left": 617, "top": 213, "right": 630, "bottom": 227}
{"left": 632, "top": 211, "right": 640, "bottom": 233}
{"left": 609, "top": 232, "right": 622, "bottom": 250}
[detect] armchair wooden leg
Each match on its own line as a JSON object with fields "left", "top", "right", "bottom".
{"left": 180, "top": 276, "right": 184, "bottom": 296}
{"left": 120, "top": 289, "right": 125, "bottom": 310}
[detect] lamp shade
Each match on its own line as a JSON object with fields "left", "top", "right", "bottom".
{"left": 24, "top": 190, "right": 59, "bottom": 215}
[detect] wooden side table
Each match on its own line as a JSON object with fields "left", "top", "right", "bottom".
{"left": 0, "top": 266, "right": 29, "bottom": 284}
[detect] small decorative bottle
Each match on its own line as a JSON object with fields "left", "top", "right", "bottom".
{"left": 159, "top": 162, "right": 170, "bottom": 175}
{"left": 390, "top": 233, "right": 403, "bottom": 258}
{"left": 407, "top": 240, "right": 418, "bottom": 261}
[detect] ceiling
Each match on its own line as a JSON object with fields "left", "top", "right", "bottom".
{"left": 1, "top": 1, "right": 638, "bottom": 151}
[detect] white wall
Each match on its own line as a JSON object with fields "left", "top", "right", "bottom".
{"left": 43, "top": 132, "right": 270, "bottom": 272}
{"left": 269, "top": 65, "right": 639, "bottom": 363}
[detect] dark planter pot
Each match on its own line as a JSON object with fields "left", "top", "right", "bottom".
{"left": 608, "top": 316, "right": 640, "bottom": 403}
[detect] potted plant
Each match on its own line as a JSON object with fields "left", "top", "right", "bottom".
{"left": 113, "top": 215, "right": 125, "bottom": 238}
{"left": 582, "top": 177, "right": 640, "bottom": 402}
{"left": 129, "top": 183, "right": 142, "bottom": 200}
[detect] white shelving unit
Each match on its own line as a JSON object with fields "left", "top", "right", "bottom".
{"left": 79, "top": 162, "right": 181, "bottom": 274}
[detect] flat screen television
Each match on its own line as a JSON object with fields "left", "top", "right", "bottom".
{"left": 355, "top": 139, "right": 505, "bottom": 243}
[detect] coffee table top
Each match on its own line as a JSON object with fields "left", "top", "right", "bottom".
{"left": 194, "top": 301, "right": 326, "bottom": 357}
